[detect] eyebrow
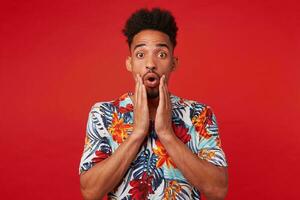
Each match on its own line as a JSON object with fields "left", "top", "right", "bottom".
{"left": 133, "top": 43, "right": 170, "bottom": 51}
{"left": 156, "top": 43, "right": 170, "bottom": 50}
{"left": 133, "top": 43, "right": 146, "bottom": 51}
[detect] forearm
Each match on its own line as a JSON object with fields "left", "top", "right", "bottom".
{"left": 159, "top": 131, "right": 228, "bottom": 200}
{"left": 80, "top": 133, "right": 145, "bottom": 200}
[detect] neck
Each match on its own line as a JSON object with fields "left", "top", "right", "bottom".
{"left": 147, "top": 97, "right": 159, "bottom": 120}
{"left": 128, "top": 93, "right": 159, "bottom": 108}
{"left": 128, "top": 93, "right": 158, "bottom": 120}
{"left": 147, "top": 97, "right": 159, "bottom": 109}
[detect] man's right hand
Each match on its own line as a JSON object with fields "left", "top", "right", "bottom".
{"left": 132, "top": 74, "right": 149, "bottom": 139}
{"left": 80, "top": 77, "right": 150, "bottom": 199}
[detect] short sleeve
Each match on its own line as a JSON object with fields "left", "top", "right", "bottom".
{"left": 192, "top": 105, "right": 228, "bottom": 167}
{"left": 79, "top": 103, "right": 112, "bottom": 175}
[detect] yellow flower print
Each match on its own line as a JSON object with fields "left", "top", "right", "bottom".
{"left": 108, "top": 112, "right": 133, "bottom": 144}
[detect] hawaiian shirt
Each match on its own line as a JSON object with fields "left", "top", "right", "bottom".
{"left": 79, "top": 92, "right": 227, "bottom": 200}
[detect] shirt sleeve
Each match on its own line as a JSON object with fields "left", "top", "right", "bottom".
{"left": 79, "top": 103, "right": 112, "bottom": 175}
{"left": 192, "top": 105, "right": 228, "bottom": 167}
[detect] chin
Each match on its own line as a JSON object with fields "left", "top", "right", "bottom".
{"left": 146, "top": 88, "right": 159, "bottom": 99}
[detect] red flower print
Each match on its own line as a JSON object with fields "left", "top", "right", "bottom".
{"left": 92, "top": 150, "right": 111, "bottom": 163}
{"left": 112, "top": 93, "right": 133, "bottom": 113}
{"left": 172, "top": 123, "right": 191, "bottom": 144}
{"left": 153, "top": 140, "right": 176, "bottom": 168}
{"left": 108, "top": 112, "right": 133, "bottom": 144}
{"left": 129, "top": 172, "right": 154, "bottom": 200}
{"left": 179, "top": 98, "right": 188, "bottom": 106}
{"left": 112, "top": 93, "right": 128, "bottom": 106}
{"left": 192, "top": 107, "right": 213, "bottom": 139}
{"left": 119, "top": 103, "right": 134, "bottom": 113}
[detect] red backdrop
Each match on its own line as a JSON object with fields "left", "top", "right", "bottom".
{"left": 1, "top": 0, "right": 299, "bottom": 199}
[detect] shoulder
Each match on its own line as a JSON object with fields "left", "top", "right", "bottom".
{"left": 89, "top": 100, "right": 114, "bottom": 113}
{"left": 170, "top": 94, "right": 217, "bottom": 119}
{"left": 170, "top": 94, "right": 208, "bottom": 110}
{"left": 89, "top": 92, "right": 133, "bottom": 115}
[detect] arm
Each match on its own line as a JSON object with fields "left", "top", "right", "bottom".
{"left": 80, "top": 75, "right": 149, "bottom": 200}
{"left": 80, "top": 132, "right": 146, "bottom": 200}
{"left": 158, "top": 132, "right": 228, "bottom": 200}
{"left": 155, "top": 75, "right": 228, "bottom": 200}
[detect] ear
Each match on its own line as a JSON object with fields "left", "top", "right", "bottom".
{"left": 126, "top": 56, "right": 132, "bottom": 72}
{"left": 171, "top": 56, "right": 178, "bottom": 71}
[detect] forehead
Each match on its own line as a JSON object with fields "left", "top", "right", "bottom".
{"left": 131, "top": 30, "right": 173, "bottom": 50}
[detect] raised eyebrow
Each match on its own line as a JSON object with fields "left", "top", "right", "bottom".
{"left": 133, "top": 43, "right": 146, "bottom": 51}
{"left": 156, "top": 43, "right": 170, "bottom": 50}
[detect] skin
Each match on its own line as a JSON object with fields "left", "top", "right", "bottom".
{"left": 80, "top": 30, "right": 228, "bottom": 200}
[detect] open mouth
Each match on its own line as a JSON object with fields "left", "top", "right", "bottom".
{"left": 143, "top": 73, "right": 160, "bottom": 88}
{"left": 148, "top": 77, "right": 156, "bottom": 82}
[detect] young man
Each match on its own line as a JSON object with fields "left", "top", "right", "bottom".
{"left": 79, "top": 8, "right": 228, "bottom": 200}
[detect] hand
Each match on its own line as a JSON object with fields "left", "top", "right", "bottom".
{"left": 155, "top": 75, "right": 173, "bottom": 136}
{"left": 132, "top": 74, "right": 149, "bottom": 139}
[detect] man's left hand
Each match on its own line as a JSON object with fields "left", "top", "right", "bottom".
{"left": 154, "top": 75, "right": 173, "bottom": 137}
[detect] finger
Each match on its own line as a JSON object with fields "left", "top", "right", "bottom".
{"left": 134, "top": 75, "right": 140, "bottom": 107}
{"left": 162, "top": 75, "right": 171, "bottom": 111}
{"left": 163, "top": 76, "right": 169, "bottom": 109}
{"left": 141, "top": 84, "right": 148, "bottom": 109}
{"left": 134, "top": 74, "right": 138, "bottom": 83}
{"left": 159, "top": 75, "right": 165, "bottom": 108}
{"left": 134, "top": 76, "right": 139, "bottom": 105}
{"left": 137, "top": 74, "right": 142, "bottom": 106}
{"left": 164, "top": 76, "right": 170, "bottom": 100}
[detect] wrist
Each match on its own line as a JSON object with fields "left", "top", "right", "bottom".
{"left": 156, "top": 128, "right": 176, "bottom": 143}
{"left": 130, "top": 130, "right": 147, "bottom": 142}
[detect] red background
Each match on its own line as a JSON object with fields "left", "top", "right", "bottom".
{"left": 1, "top": 0, "right": 299, "bottom": 199}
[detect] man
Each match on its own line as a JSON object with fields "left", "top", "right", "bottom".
{"left": 79, "top": 8, "right": 228, "bottom": 200}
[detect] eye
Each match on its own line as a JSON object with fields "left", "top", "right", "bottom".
{"left": 136, "top": 52, "right": 144, "bottom": 59}
{"left": 158, "top": 51, "right": 167, "bottom": 59}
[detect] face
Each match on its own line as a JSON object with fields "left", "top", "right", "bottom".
{"left": 126, "top": 30, "right": 178, "bottom": 99}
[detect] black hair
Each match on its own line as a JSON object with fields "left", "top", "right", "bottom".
{"left": 122, "top": 8, "right": 178, "bottom": 49}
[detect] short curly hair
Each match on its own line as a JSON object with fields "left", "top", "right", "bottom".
{"left": 122, "top": 8, "right": 178, "bottom": 49}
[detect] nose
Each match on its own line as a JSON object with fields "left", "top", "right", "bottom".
{"left": 146, "top": 66, "right": 156, "bottom": 72}
{"left": 145, "top": 56, "right": 156, "bottom": 72}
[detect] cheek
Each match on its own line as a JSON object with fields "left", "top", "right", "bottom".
{"left": 131, "top": 59, "right": 144, "bottom": 69}
{"left": 131, "top": 66, "right": 145, "bottom": 78}
{"left": 130, "top": 62, "right": 142, "bottom": 73}
{"left": 159, "top": 60, "right": 173, "bottom": 73}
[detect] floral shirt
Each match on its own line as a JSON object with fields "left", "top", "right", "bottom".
{"left": 79, "top": 92, "right": 227, "bottom": 200}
